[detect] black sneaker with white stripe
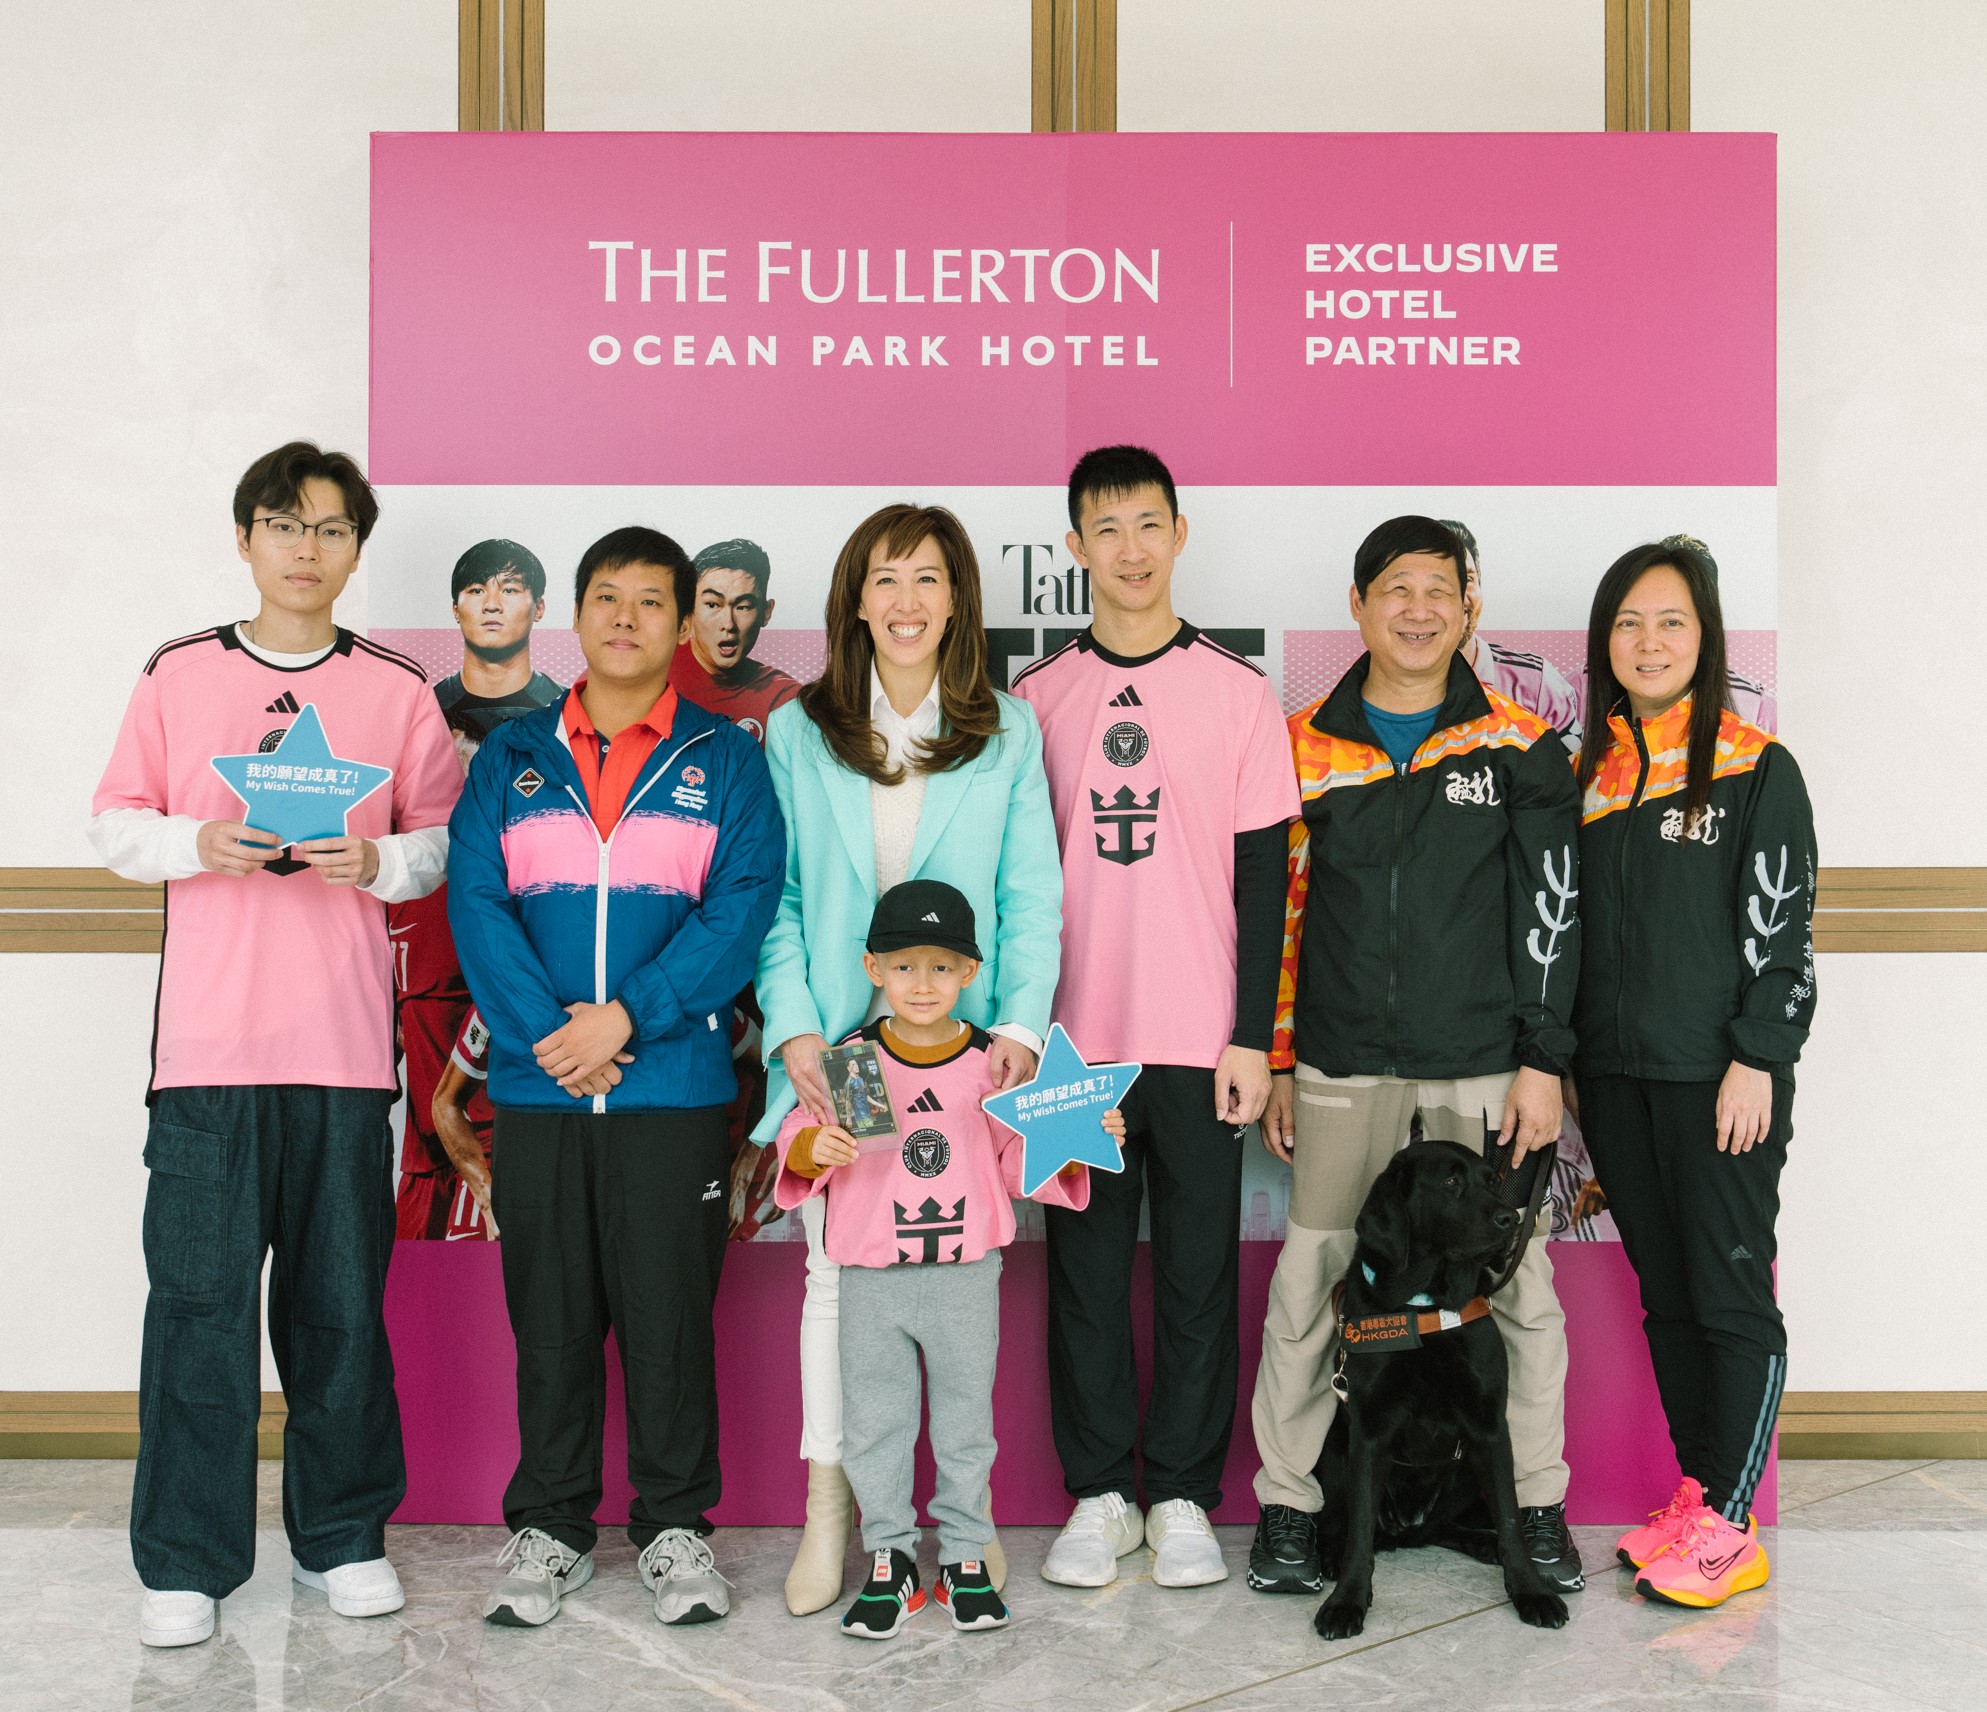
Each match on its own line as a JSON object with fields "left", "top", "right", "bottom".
{"left": 1247, "top": 1503, "right": 1324, "bottom": 1593}
{"left": 935, "top": 1559, "right": 1009, "bottom": 1630}
{"left": 840, "top": 1548, "right": 925, "bottom": 1639}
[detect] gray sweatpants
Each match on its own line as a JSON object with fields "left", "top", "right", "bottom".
{"left": 839, "top": 1253, "right": 1000, "bottom": 1563}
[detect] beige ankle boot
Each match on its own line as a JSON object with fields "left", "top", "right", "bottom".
{"left": 784, "top": 1461, "right": 855, "bottom": 1615}
{"left": 983, "top": 1490, "right": 1008, "bottom": 1591}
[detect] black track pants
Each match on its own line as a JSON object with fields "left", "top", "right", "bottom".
{"left": 1576, "top": 1073, "right": 1790, "bottom": 1521}
{"left": 492, "top": 1104, "right": 730, "bottom": 1552}
{"left": 1044, "top": 1064, "right": 1246, "bottom": 1511}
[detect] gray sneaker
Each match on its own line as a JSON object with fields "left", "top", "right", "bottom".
{"left": 639, "top": 1529, "right": 731, "bottom": 1625}
{"left": 484, "top": 1528, "right": 593, "bottom": 1627}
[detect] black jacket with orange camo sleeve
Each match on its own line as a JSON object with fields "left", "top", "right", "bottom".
{"left": 1574, "top": 694, "right": 1817, "bottom": 1082}
{"left": 1271, "top": 652, "right": 1582, "bottom": 1081}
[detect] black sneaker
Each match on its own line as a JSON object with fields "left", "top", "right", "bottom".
{"left": 840, "top": 1548, "right": 925, "bottom": 1640}
{"left": 935, "top": 1559, "right": 1009, "bottom": 1631}
{"left": 1519, "top": 1502, "right": 1586, "bottom": 1593}
{"left": 1247, "top": 1503, "right": 1325, "bottom": 1593}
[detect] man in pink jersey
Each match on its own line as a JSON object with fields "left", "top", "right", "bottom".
{"left": 89, "top": 443, "right": 463, "bottom": 1651}
{"left": 1013, "top": 445, "right": 1301, "bottom": 1591}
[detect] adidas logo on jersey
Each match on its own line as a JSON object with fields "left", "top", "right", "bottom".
{"left": 1108, "top": 684, "right": 1143, "bottom": 708}
{"left": 908, "top": 1088, "right": 944, "bottom": 1113}
{"left": 922, "top": 911, "right": 941, "bottom": 922}
{"left": 264, "top": 690, "right": 301, "bottom": 715}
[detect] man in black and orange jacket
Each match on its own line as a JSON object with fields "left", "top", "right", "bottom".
{"left": 1246, "top": 516, "right": 1585, "bottom": 1601}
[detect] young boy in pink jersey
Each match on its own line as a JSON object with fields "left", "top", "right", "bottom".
{"left": 1013, "top": 446, "right": 1301, "bottom": 1592}
{"left": 88, "top": 442, "right": 463, "bottom": 1650}
{"left": 772, "top": 880, "right": 1115, "bottom": 1639}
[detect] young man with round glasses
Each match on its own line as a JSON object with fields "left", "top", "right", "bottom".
{"left": 89, "top": 442, "right": 464, "bottom": 1651}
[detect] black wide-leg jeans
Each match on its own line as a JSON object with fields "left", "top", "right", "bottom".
{"left": 133, "top": 1084, "right": 403, "bottom": 1597}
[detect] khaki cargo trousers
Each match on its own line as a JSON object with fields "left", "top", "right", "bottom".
{"left": 1250, "top": 1066, "right": 1571, "bottom": 1512}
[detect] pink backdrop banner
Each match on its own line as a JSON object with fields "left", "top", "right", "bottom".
{"left": 388, "top": 1239, "right": 1771, "bottom": 1528}
{"left": 370, "top": 132, "right": 1774, "bottom": 487}
{"left": 372, "top": 131, "right": 1779, "bottom": 1531}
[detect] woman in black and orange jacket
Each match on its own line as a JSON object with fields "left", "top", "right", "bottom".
{"left": 1572, "top": 537, "right": 1816, "bottom": 1611}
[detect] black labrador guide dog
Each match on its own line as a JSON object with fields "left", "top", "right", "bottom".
{"left": 1312, "top": 1137, "right": 1569, "bottom": 1638}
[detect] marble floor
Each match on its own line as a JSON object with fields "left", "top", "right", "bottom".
{"left": 2, "top": 1460, "right": 1982, "bottom": 1712}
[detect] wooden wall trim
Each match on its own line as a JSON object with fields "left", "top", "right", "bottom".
{"left": 1606, "top": 0, "right": 1690, "bottom": 132}
{"left": 1778, "top": 1391, "right": 1987, "bottom": 1461}
{"left": 6, "top": 867, "right": 1984, "bottom": 954}
{"left": 3, "top": 1389, "right": 1974, "bottom": 1460}
{"left": 1033, "top": 0, "right": 1115, "bottom": 133}
{"left": 459, "top": 0, "right": 542, "bottom": 132}
{"left": 0, "top": 1392, "right": 286, "bottom": 1460}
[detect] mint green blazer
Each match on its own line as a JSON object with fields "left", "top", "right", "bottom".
{"left": 751, "top": 691, "right": 1064, "bottom": 1143}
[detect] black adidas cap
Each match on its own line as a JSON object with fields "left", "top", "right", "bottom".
{"left": 867, "top": 879, "right": 982, "bottom": 962}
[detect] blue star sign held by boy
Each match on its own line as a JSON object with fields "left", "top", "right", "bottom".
{"left": 211, "top": 704, "right": 393, "bottom": 846}
{"left": 981, "top": 1023, "right": 1139, "bottom": 1198}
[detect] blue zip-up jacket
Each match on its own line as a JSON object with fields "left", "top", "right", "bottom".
{"left": 447, "top": 693, "right": 785, "bottom": 1112}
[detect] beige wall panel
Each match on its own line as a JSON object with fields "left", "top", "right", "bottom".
{"left": 1118, "top": 0, "right": 1601, "bottom": 131}
{"left": 0, "top": 2, "right": 455, "bottom": 869}
{"left": 1781, "top": 955, "right": 1987, "bottom": 1389}
{"left": 1696, "top": 2, "right": 1987, "bottom": 863}
{"left": 547, "top": 1, "right": 1030, "bottom": 131}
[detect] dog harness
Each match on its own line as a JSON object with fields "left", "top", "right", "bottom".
{"left": 1328, "top": 1276, "right": 1493, "bottom": 1400}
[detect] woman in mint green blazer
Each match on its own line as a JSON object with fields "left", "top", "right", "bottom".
{"left": 754, "top": 503, "right": 1062, "bottom": 1615}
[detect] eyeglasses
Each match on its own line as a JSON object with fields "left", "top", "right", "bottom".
{"left": 253, "top": 514, "right": 359, "bottom": 550}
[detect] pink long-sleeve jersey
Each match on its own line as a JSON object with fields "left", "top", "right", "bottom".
{"left": 773, "top": 1021, "right": 1090, "bottom": 1267}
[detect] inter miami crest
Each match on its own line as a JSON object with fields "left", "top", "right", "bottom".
{"left": 1101, "top": 721, "right": 1149, "bottom": 767}
{"left": 1091, "top": 785, "right": 1160, "bottom": 865}
{"left": 902, "top": 1127, "right": 950, "bottom": 1178}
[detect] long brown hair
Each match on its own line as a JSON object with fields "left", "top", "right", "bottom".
{"left": 1576, "top": 537, "right": 1731, "bottom": 827}
{"left": 797, "top": 504, "right": 1001, "bottom": 783}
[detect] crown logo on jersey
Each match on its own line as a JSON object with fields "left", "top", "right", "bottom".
{"left": 512, "top": 767, "right": 544, "bottom": 797}
{"left": 907, "top": 1088, "right": 943, "bottom": 1113}
{"left": 894, "top": 1193, "right": 965, "bottom": 1261}
{"left": 1091, "top": 784, "right": 1160, "bottom": 865}
{"left": 1101, "top": 721, "right": 1149, "bottom": 767}
{"left": 1107, "top": 684, "right": 1143, "bottom": 708}
{"left": 264, "top": 690, "right": 300, "bottom": 715}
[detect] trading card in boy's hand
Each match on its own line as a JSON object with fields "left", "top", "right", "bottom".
{"left": 818, "top": 1040, "right": 899, "bottom": 1147}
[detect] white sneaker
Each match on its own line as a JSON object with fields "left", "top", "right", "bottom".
{"left": 139, "top": 1589, "right": 215, "bottom": 1648}
{"left": 639, "top": 1529, "right": 731, "bottom": 1625}
{"left": 1041, "top": 1493, "right": 1146, "bottom": 1587}
{"left": 484, "top": 1529, "right": 594, "bottom": 1627}
{"left": 1146, "top": 1499, "right": 1229, "bottom": 1587}
{"left": 292, "top": 1556, "right": 406, "bottom": 1618}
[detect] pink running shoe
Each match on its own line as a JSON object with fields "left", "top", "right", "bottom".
{"left": 1616, "top": 1477, "right": 1707, "bottom": 1568}
{"left": 1635, "top": 1512, "right": 1769, "bottom": 1609}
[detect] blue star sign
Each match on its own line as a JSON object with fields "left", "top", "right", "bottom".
{"left": 210, "top": 704, "right": 393, "bottom": 846}
{"left": 981, "top": 1023, "right": 1140, "bottom": 1198}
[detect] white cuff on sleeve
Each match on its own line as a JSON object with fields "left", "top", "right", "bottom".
{"left": 84, "top": 808, "right": 206, "bottom": 884}
{"left": 362, "top": 823, "right": 449, "bottom": 904}
{"left": 987, "top": 1022, "right": 1044, "bottom": 1058}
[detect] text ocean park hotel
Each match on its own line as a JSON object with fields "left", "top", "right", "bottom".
{"left": 580, "top": 235, "right": 1555, "bottom": 372}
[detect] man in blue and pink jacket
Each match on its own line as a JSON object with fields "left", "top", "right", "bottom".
{"left": 446, "top": 526, "right": 784, "bottom": 1632}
